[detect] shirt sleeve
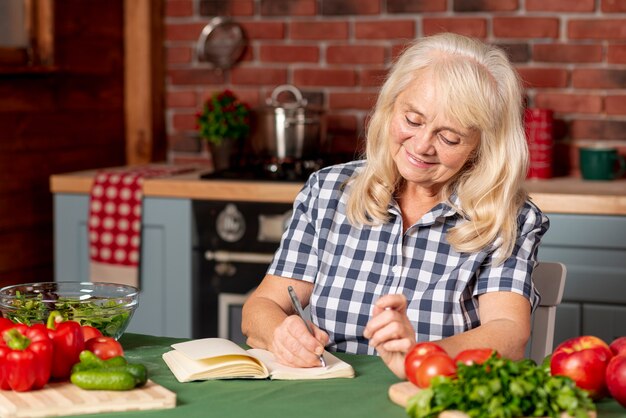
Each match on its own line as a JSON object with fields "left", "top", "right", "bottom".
{"left": 266, "top": 173, "right": 321, "bottom": 283}
{"left": 472, "top": 201, "right": 550, "bottom": 311}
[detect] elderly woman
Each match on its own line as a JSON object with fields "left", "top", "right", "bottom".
{"left": 241, "top": 32, "right": 549, "bottom": 378}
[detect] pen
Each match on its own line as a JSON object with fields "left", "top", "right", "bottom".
{"left": 287, "top": 285, "right": 326, "bottom": 367}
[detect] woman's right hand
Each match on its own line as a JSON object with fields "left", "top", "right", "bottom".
{"left": 271, "top": 314, "right": 329, "bottom": 368}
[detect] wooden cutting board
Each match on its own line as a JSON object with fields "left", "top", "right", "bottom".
{"left": 388, "top": 382, "right": 597, "bottom": 418}
{"left": 0, "top": 380, "right": 176, "bottom": 418}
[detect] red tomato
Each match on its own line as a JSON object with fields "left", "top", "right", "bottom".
{"left": 404, "top": 342, "right": 446, "bottom": 386}
{"left": 415, "top": 352, "right": 457, "bottom": 388}
{"left": 454, "top": 348, "right": 498, "bottom": 366}
{"left": 81, "top": 325, "right": 103, "bottom": 343}
{"left": 85, "top": 336, "right": 124, "bottom": 360}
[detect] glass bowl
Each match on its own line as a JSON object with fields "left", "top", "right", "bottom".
{"left": 0, "top": 281, "right": 139, "bottom": 340}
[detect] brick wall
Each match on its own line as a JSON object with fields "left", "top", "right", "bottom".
{"left": 164, "top": 0, "right": 626, "bottom": 177}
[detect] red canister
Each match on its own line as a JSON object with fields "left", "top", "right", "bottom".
{"left": 524, "top": 108, "right": 554, "bottom": 179}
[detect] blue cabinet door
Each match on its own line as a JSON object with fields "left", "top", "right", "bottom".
{"left": 53, "top": 194, "right": 194, "bottom": 338}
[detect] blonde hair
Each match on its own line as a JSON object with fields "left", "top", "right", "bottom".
{"left": 346, "top": 33, "right": 529, "bottom": 264}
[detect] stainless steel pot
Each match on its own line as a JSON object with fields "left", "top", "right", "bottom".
{"left": 252, "top": 85, "right": 325, "bottom": 160}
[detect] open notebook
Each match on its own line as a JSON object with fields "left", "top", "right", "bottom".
{"left": 162, "top": 338, "right": 355, "bottom": 382}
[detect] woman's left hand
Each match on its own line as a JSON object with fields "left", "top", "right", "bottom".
{"left": 363, "top": 294, "right": 415, "bottom": 378}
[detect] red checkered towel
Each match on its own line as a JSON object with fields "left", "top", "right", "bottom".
{"left": 88, "top": 166, "right": 191, "bottom": 287}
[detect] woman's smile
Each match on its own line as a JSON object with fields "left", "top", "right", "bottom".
{"left": 403, "top": 146, "right": 437, "bottom": 169}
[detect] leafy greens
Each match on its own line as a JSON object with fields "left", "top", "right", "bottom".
{"left": 406, "top": 354, "right": 595, "bottom": 418}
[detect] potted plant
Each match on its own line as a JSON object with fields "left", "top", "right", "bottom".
{"left": 197, "top": 89, "right": 251, "bottom": 170}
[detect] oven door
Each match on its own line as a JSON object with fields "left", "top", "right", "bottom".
{"left": 192, "top": 200, "right": 293, "bottom": 339}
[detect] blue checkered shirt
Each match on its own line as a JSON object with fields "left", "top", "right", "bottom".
{"left": 267, "top": 161, "right": 549, "bottom": 355}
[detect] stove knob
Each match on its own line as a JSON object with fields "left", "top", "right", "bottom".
{"left": 216, "top": 204, "right": 246, "bottom": 243}
{"left": 215, "top": 262, "right": 236, "bottom": 276}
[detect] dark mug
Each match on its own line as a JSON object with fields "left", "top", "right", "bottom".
{"left": 579, "top": 147, "right": 626, "bottom": 180}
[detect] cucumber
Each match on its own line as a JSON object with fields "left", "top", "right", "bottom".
{"left": 71, "top": 370, "right": 137, "bottom": 391}
{"left": 106, "top": 364, "right": 148, "bottom": 387}
{"left": 78, "top": 350, "right": 105, "bottom": 367}
{"left": 103, "top": 356, "right": 128, "bottom": 368}
{"left": 72, "top": 352, "right": 128, "bottom": 374}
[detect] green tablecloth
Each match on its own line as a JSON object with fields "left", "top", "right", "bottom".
{"left": 61, "top": 333, "right": 626, "bottom": 418}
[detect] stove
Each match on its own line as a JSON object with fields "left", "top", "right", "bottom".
{"left": 200, "top": 153, "right": 355, "bottom": 182}
{"left": 192, "top": 153, "right": 355, "bottom": 343}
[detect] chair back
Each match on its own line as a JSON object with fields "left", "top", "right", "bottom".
{"left": 528, "top": 261, "right": 567, "bottom": 364}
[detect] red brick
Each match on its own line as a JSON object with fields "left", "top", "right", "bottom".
{"left": 166, "top": 0, "right": 194, "bottom": 17}
{"left": 355, "top": 20, "right": 415, "bottom": 40}
{"left": 387, "top": 0, "right": 447, "bottom": 13}
{"left": 231, "top": 67, "right": 288, "bottom": 85}
{"left": 516, "top": 68, "right": 569, "bottom": 88}
{"left": 327, "top": 45, "right": 386, "bottom": 65}
{"left": 240, "top": 22, "right": 285, "bottom": 40}
{"left": 493, "top": 18, "right": 559, "bottom": 38}
{"left": 602, "top": 0, "right": 626, "bottom": 12}
{"left": 532, "top": 44, "right": 602, "bottom": 63}
{"left": 328, "top": 92, "right": 378, "bottom": 110}
{"left": 232, "top": 0, "right": 255, "bottom": 15}
{"left": 172, "top": 112, "right": 197, "bottom": 130}
{"left": 168, "top": 69, "right": 225, "bottom": 86}
{"left": 198, "top": 88, "right": 260, "bottom": 107}
{"left": 391, "top": 42, "right": 411, "bottom": 60}
{"left": 290, "top": 21, "right": 349, "bottom": 40}
{"left": 326, "top": 114, "right": 358, "bottom": 132}
{"left": 293, "top": 69, "right": 357, "bottom": 86}
{"left": 259, "top": 45, "right": 319, "bottom": 63}
{"left": 608, "top": 45, "right": 626, "bottom": 63}
{"left": 423, "top": 18, "right": 488, "bottom": 38}
{"left": 166, "top": 23, "right": 207, "bottom": 42}
{"left": 168, "top": 131, "right": 202, "bottom": 153}
{"left": 570, "top": 119, "right": 626, "bottom": 140}
{"left": 240, "top": 46, "right": 254, "bottom": 62}
{"left": 327, "top": 134, "right": 361, "bottom": 155}
{"left": 573, "top": 69, "right": 626, "bottom": 89}
{"left": 167, "top": 90, "right": 197, "bottom": 108}
{"left": 497, "top": 43, "right": 531, "bottom": 63}
{"left": 320, "top": 0, "right": 380, "bottom": 15}
{"left": 260, "top": 0, "right": 316, "bottom": 15}
{"left": 166, "top": 46, "right": 193, "bottom": 65}
{"left": 453, "top": 0, "right": 518, "bottom": 12}
{"left": 232, "top": 89, "right": 261, "bottom": 108}
{"left": 360, "top": 69, "right": 389, "bottom": 87}
{"left": 606, "top": 95, "right": 626, "bottom": 115}
{"left": 568, "top": 20, "right": 626, "bottom": 39}
{"left": 526, "top": 0, "right": 595, "bottom": 11}
{"left": 534, "top": 93, "right": 603, "bottom": 114}
{"left": 199, "top": 0, "right": 254, "bottom": 16}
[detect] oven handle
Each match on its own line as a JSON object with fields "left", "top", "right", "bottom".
{"left": 204, "top": 250, "right": 275, "bottom": 264}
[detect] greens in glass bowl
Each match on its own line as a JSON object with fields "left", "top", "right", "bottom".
{"left": 0, "top": 281, "right": 139, "bottom": 340}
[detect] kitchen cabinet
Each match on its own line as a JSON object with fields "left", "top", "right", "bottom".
{"left": 540, "top": 214, "right": 626, "bottom": 348}
{"left": 51, "top": 169, "right": 626, "bottom": 343}
{"left": 54, "top": 193, "right": 195, "bottom": 338}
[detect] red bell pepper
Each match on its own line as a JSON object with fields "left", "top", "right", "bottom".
{"left": 0, "top": 323, "right": 53, "bottom": 391}
{"left": 46, "top": 311, "right": 85, "bottom": 380}
{"left": 0, "top": 317, "right": 14, "bottom": 333}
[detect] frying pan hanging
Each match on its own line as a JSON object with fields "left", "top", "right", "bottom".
{"left": 196, "top": 17, "right": 246, "bottom": 70}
